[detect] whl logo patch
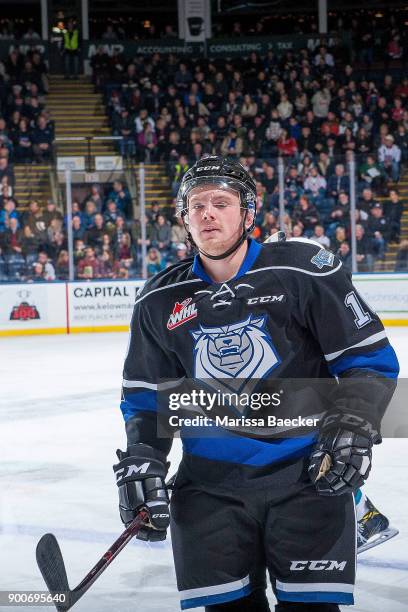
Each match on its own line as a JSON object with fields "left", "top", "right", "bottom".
{"left": 167, "top": 298, "right": 198, "bottom": 330}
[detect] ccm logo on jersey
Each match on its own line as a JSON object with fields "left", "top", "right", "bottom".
{"left": 167, "top": 298, "right": 198, "bottom": 330}
{"left": 115, "top": 462, "right": 150, "bottom": 481}
{"left": 247, "top": 294, "right": 286, "bottom": 305}
{"left": 290, "top": 560, "right": 347, "bottom": 571}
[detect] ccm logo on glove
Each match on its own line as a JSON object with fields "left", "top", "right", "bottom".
{"left": 115, "top": 462, "right": 151, "bottom": 482}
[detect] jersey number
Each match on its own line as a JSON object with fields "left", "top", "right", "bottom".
{"left": 345, "top": 291, "right": 372, "bottom": 329}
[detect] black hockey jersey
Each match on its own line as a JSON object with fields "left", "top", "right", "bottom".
{"left": 120, "top": 239, "right": 399, "bottom": 468}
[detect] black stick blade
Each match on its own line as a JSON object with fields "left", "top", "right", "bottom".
{"left": 36, "top": 534, "right": 71, "bottom": 611}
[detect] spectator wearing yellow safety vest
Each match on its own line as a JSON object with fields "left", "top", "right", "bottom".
{"left": 63, "top": 19, "right": 80, "bottom": 80}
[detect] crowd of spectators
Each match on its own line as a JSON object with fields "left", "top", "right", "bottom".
{"left": 0, "top": 47, "right": 53, "bottom": 163}
{"left": 1, "top": 9, "right": 407, "bottom": 42}
{"left": 0, "top": 179, "right": 156, "bottom": 281}
{"left": 95, "top": 46, "right": 408, "bottom": 172}
{"left": 1, "top": 13, "right": 408, "bottom": 279}
{"left": 89, "top": 39, "right": 408, "bottom": 272}
{"left": 0, "top": 177, "right": 192, "bottom": 281}
{"left": 85, "top": 9, "right": 408, "bottom": 48}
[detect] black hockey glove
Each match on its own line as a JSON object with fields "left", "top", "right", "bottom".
{"left": 113, "top": 443, "right": 170, "bottom": 541}
{"left": 308, "top": 411, "right": 373, "bottom": 496}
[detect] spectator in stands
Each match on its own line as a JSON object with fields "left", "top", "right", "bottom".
{"left": 384, "top": 189, "right": 403, "bottom": 243}
{"left": 134, "top": 109, "right": 155, "bottom": 135}
{"left": 367, "top": 203, "right": 389, "bottom": 260}
{"left": 114, "top": 107, "right": 136, "bottom": 158}
{"left": 312, "top": 224, "right": 330, "bottom": 249}
{"left": 43, "top": 200, "right": 63, "bottom": 226}
{"left": 86, "top": 184, "right": 103, "bottom": 212}
{"left": 171, "top": 215, "right": 187, "bottom": 247}
{"left": 138, "top": 122, "right": 158, "bottom": 162}
{"left": 2, "top": 216, "right": 23, "bottom": 254}
{"left": 220, "top": 128, "right": 243, "bottom": 158}
{"left": 359, "top": 154, "right": 386, "bottom": 192}
{"left": 0, "top": 118, "right": 13, "bottom": 157}
{"left": 358, "top": 187, "right": 377, "bottom": 215}
{"left": 24, "top": 200, "right": 47, "bottom": 244}
{"left": 77, "top": 246, "right": 102, "bottom": 279}
{"left": 264, "top": 109, "right": 282, "bottom": 154}
{"left": 21, "top": 224, "right": 40, "bottom": 257}
{"left": 47, "top": 230, "right": 66, "bottom": 261}
{"left": 395, "top": 124, "right": 408, "bottom": 163}
{"left": 111, "top": 216, "right": 129, "bottom": 253}
{"left": 355, "top": 224, "right": 375, "bottom": 272}
{"left": 171, "top": 155, "right": 189, "bottom": 197}
{"left": 83, "top": 200, "right": 97, "bottom": 229}
{"left": 55, "top": 249, "right": 69, "bottom": 279}
{"left": 327, "top": 164, "right": 350, "bottom": 200}
{"left": 152, "top": 213, "right": 171, "bottom": 253}
{"left": 0, "top": 196, "right": 17, "bottom": 230}
{"left": 337, "top": 241, "right": 352, "bottom": 271}
{"left": 260, "top": 164, "right": 277, "bottom": 198}
{"left": 74, "top": 239, "right": 86, "bottom": 266}
{"left": 328, "top": 192, "right": 350, "bottom": 236}
{"left": 303, "top": 167, "right": 327, "bottom": 202}
{"left": 146, "top": 246, "right": 164, "bottom": 277}
{"left": 104, "top": 199, "right": 124, "bottom": 229}
{"left": 169, "top": 242, "right": 189, "bottom": 264}
{"left": 32, "top": 115, "right": 53, "bottom": 162}
{"left": 28, "top": 261, "right": 46, "bottom": 282}
{"left": 107, "top": 180, "right": 131, "bottom": 217}
{"left": 13, "top": 118, "right": 33, "bottom": 162}
{"left": 293, "top": 195, "right": 319, "bottom": 236}
{"left": 63, "top": 19, "right": 80, "bottom": 80}
{"left": 37, "top": 251, "right": 56, "bottom": 281}
{"left": 330, "top": 225, "right": 347, "bottom": 253}
{"left": 311, "top": 86, "right": 331, "bottom": 119}
{"left": 378, "top": 134, "right": 401, "bottom": 182}
{"left": 291, "top": 223, "right": 304, "bottom": 238}
{"left": 102, "top": 24, "right": 118, "bottom": 40}
{"left": 395, "top": 240, "right": 408, "bottom": 272}
{"left": 116, "top": 232, "right": 133, "bottom": 268}
{"left": 86, "top": 213, "right": 105, "bottom": 250}
{"left": 72, "top": 215, "right": 86, "bottom": 242}
{"left": 277, "top": 129, "right": 298, "bottom": 157}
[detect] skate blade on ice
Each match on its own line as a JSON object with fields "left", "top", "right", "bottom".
{"left": 358, "top": 526, "right": 399, "bottom": 554}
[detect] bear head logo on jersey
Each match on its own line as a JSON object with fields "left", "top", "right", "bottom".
{"left": 190, "top": 315, "right": 281, "bottom": 381}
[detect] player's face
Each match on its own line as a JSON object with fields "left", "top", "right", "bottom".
{"left": 187, "top": 185, "right": 249, "bottom": 255}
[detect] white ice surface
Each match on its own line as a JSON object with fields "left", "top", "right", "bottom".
{"left": 0, "top": 329, "right": 407, "bottom": 611}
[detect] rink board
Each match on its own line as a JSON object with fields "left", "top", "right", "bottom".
{"left": 0, "top": 274, "right": 407, "bottom": 336}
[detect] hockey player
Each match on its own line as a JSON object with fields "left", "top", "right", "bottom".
{"left": 114, "top": 156, "right": 399, "bottom": 611}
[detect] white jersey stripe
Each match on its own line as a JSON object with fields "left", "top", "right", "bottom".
{"left": 135, "top": 278, "right": 202, "bottom": 305}
{"left": 276, "top": 579, "right": 354, "bottom": 594}
{"left": 247, "top": 262, "right": 342, "bottom": 277}
{"left": 180, "top": 575, "right": 250, "bottom": 601}
{"left": 324, "top": 330, "right": 387, "bottom": 362}
{"left": 122, "top": 376, "right": 185, "bottom": 390}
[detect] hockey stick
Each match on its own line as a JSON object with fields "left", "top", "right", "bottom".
{"left": 36, "top": 510, "right": 148, "bottom": 612}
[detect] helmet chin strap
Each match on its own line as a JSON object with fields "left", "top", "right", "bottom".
{"left": 183, "top": 210, "right": 250, "bottom": 261}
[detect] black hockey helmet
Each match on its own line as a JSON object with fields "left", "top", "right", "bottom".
{"left": 175, "top": 156, "right": 257, "bottom": 260}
